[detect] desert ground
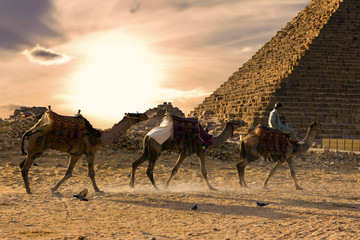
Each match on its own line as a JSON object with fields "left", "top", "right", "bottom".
{"left": 0, "top": 147, "right": 359, "bottom": 240}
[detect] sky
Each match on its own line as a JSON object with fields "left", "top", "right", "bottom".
{"left": 0, "top": 0, "right": 310, "bottom": 128}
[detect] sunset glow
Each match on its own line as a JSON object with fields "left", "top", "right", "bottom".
{"left": 64, "top": 31, "right": 165, "bottom": 125}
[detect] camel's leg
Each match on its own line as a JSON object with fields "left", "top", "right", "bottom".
{"left": 19, "top": 158, "right": 26, "bottom": 169}
{"left": 20, "top": 134, "right": 45, "bottom": 194}
{"left": 21, "top": 155, "right": 40, "bottom": 194}
{"left": 165, "top": 153, "right": 187, "bottom": 189}
{"left": 129, "top": 154, "right": 148, "bottom": 188}
{"left": 146, "top": 155, "right": 159, "bottom": 190}
{"left": 236, "top": 159, "right": 249, "bottom": 188}
{"left": 287, "top": 159, "right": 303, "bottom": 190}
{"left": 197, "top": 152, "right": 216, "bottom": 191}
{"left": 263, "top": 161, "right": 282, "bottom": 189}
{"left": 86, "top": 153, "right": 102, "bottom": 193}
{"left": 51, "top": 154, "right": 81, "bottom": 192}
{"left": 21, "top": 156, "right": 34, "bottom": 194}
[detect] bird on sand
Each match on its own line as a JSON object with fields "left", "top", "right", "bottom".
{"left": 190, "top": 204, "right": 198, "bottom": 211}
{"left": 256, "top": 201, "right": 269, "bottom": 207}
{"left": 73, "top": 188, "right": 89, "bottom": 201}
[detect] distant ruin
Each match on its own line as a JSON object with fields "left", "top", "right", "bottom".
{"left": 11, "top": 106, "right": 47, "bottom": 119}
{"left": 145, "top": 102, "right": 184, "bottom": 119}
{"left": 190, "top": 0, "right": 360, "bottom": 139}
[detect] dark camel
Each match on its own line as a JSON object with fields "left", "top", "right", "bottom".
{"left": 130, "top": 119, "right": 247, "bottom": 190}
{"left": 20, "top": 110, "right": 148, "bottom": 194}
{"left": 236, "top": 122, "right": 322, "bottom": 190}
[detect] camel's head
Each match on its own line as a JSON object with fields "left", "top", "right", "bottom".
{"left": 309, "top": 122, "right": 322, "bottom": 132}
{"left": 125, "top": 112, "right": 148, "bottom": 124}
{"left": 229, "top": 119, "right": 248, "bottom": 129}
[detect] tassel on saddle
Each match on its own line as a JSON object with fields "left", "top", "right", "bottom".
{"left": 171, "top": 115, "right": 213, "bottom": 156}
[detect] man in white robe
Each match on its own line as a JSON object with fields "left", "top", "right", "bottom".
{"left": 268, "top": 103, "right": 304, "bottom": 144}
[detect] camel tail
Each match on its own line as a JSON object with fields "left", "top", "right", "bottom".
{"left": 142, "top": 136, "right": 150, "bottom": 157}
{"left": 239, "top": 140, "right": 246, "bottom": 160}
{"left": 21, "top": 129, "right": 33, "bottom": 155}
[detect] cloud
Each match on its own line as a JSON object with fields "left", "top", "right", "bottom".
{"left": 240, "top": 46, "right": 252, "bottom": 53}
{"left": 129, "top": 0, "right": 141, "bottom": 13}
{"left": 0, "top": 27, "right": 30, "bottom": 51}
{"left": 22, "top": 44, "right": 72, "bottom": 65}
{"left": 0, "top": 0, "right": 62, "bottom": 51}
{"left": 155, "top": 87, "right": 211, "bottom": 103}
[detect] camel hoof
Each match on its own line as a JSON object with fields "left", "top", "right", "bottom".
{"left": 209, "top": 187, "right": 218, "bottom": 191}
{"left": 95, "top": 190, "right": 104, "bottom": 193}
{"left": 239, "top": 182, "right": 249, "bottom": 189}
{"left": 25, "top": 186, "right": 32, "bottom": 194}
{"left": 129, "top": 183, "right": 134, "bottom": 188}
{"left": 296, "top": 186, "right": 303, "bottom": 190}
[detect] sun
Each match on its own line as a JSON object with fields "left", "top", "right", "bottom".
{"left": 66, "top": 30, "right": 164, "bottom": 127}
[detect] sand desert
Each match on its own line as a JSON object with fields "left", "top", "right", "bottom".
{"left": 1, "top": 143, "right": 359, "bottom": 239}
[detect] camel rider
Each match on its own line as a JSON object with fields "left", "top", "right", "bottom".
{"left": 75, "top": 110, "right": 82, "bottom": 117}
{"left": 268, "top": 103, "right": 304, "bottom": 144}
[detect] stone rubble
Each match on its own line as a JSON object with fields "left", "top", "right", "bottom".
{"left": 0, "top": 113, "right": 40, "bottom": 151}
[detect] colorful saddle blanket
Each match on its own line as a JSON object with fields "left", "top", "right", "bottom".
{"left": 256, "top": 125, "right": 288, "bottom": 157}
{"left": 48, "top": 111, "right": 86, "bottom": 143}
{"left": 172, "top": 115, "right": 212, "bottom": 151}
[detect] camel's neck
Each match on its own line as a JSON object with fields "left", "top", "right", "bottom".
{"left": 100, "top": 118, "right": 133, "bottom": 145}
{"left": 296, "top": 127, "right": 318, "bottom": 153}
{"left": 211, "top": 123, "right": 234, "bottom": 147}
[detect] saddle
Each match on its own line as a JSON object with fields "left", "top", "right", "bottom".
{"left": 171, "top": 115, "right": 212, "bottom": 154}
{"left": 255, "top": 125, "right": 291, "bottom": 160}
{"left": 48, "top": 110, "right": 101, "bottom": 143}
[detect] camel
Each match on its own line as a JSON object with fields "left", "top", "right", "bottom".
{"left": 129, "top": 117, "right": 247, "bottom": 190}
{"left": 236, "top": 122, "right": 322, "bottom": 190}
{"left": 20, "top": 108, "right": 148, "bottom": 194}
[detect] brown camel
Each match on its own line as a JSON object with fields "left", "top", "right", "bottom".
{"left": 236, "top": 122, "right": 322, "bottom": 190}
{"left": 20, "top": 109, "right": 148, "bottom": 194}
{"left": 129, "top": 118, "right": 247, "bottom": 190}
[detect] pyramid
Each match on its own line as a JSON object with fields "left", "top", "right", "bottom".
{"left": 190, "top": 0, "right": 360, "bottom": 139}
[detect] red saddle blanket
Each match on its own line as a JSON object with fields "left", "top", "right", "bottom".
{"left": 256, "top": 125, "right": 288, "bottom": 156}
{"left": 48, "top": 111, "right": 86, "bottom": 143}
{"left": 172, "top": 115, "right": 212, "bottom": 150}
